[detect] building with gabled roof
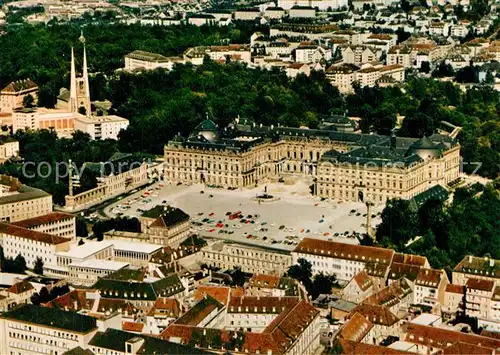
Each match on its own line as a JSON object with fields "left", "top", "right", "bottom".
{"left": 292, "top": 238, "right": 395, "bottom": 282}
{"left": 0, "top": 78, "right": 38, "bottom": 113}
{"left": 338, "top": 312, "right": 374, "bottom": 343}
{"left": 453, "top": 255, "right": 500, "bottom": 286}
{"left": 145, "top": 297, "right": 181, "bottom": 335}
{"left": 12, "top": 212, "right": 76, "bottom": 242}
{"left": 343, "top": 270, "right": 374, "bottom": 304}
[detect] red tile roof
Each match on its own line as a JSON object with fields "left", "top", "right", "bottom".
{"left": 294, "top": 238, "right": 394, "bottom": 264}
{"left": 352, "top": 304, "right": 399, "bottom": 326}
{"left": 405, "top": 323, "right": 500, "bottom": 349}
{"left": 228, "top": 296, "right": 299, "bottom": 314}
{"left": 467, "top": 278, "right": 495, "bottom": 292}
{"left": 353, "top": 270, "right": 373, "bottom": 291}
{"left": 175, "top": 296, "right": 223, "bottom": 326}
{"left": 122, "top": 321, "right": 144, "bottom": 333}
{"left": 147, "top": 297, "right": 180, "bottom": 317}
{"left": 415, "top": 268, "right": 445, "bottom": 288}
{"left": 442, "top": 342, "right": 494, "bottom": 355}
{"left": 248, "top": 274, "right": 281, "bottom": 289}
{"left": 364, "top": 279, "right": 411, "bottom": 307}
{"left": 0, "top": 222, "right": 71, "bottom": 245}
{"left": 446, "top": 284, "right": 465, "bottom": 294}
{"left": 7, "top": 280, "right": 34, "bottom": 294}
{"left": 392, "top": 253, "right": 428, "bottom": 267}
{"left": 339, "top": 312, "right": 373, "bottom": 342}
{"left": 1, "top": 79, "right": 38, "bottom": 93}
{"left": 194, "top": 286, "right": 231, "bottom": 305}
{"left": 12, "top": 212, "right": 74, "bottom": 229}
{"left": 44, "top": 290, "right": 93, "bottom": 311}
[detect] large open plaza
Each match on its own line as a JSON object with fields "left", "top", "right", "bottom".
{"left": 104, "top": 180, "right": 383, "bottom": 251}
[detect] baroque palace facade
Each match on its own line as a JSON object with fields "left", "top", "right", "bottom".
{"left": 164, "top": 115, "right": 460, "bottom": 204}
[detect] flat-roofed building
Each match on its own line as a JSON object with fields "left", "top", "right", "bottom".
{"left": 12, "top": 212, "right": 76, "bottom": 242}
{"left": 0, "top": 304, "right": 98, "bottom": 355}
{"left": 0, "top": 175, "right": 53, "bottom": 223}
{"left": 112, "top": 240, "right": 163, "bottom": 267}
{"left": 12, "top": 108, "right": 79, "bottom": 138}
{"left": 183, "top": 45, "right": 252, "bottom": 65}
{"left": 292, "top": 238, "right": 395, "bottom": 282}
{"left": 68, "top": 259, "right": 129, "bottom": 286}
{"left": 0, "top": 79, "right": 38, "bottom": 113}
{"left": 74, "top": 114, "right": 129, "bottom": 140}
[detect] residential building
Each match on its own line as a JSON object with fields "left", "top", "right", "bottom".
{"left": 341, "top": 45, "right": 378, "bottom": 66}
{"left": 343, "top": 270, "right": 374, "bottom": 303}
{"left": 443, "top": 284, "right": 465, "bottom": 314}
{"left": 202, "top": 240, "right": 293, "bottom": 276}
{"left": 145, "top": 298, "right": 181, "bottom": 335}
{"left": 295, "top": 42, "right": 331, "bottom": 63}
{"left": 413, "top": 268, "right": 449, "bottom": 309}
{"left": 326, "top": 63, "right": 359, "bottom": 94}
{"left": 387, "top": 45, "right": 412, "bottom": 67}
{"left": 453, "top": 255, "right": 500, "bottom": 286}
{"left": 264, "top": 6, "right": 285, "bottom": 19}
{"left": 233, "top": 8, "right": 261, "bottom": 21}
{"left": 0, "top": 175, "right": 53, "bottom": 223}
{"left": 292, "top": 238, "right": 395, "bottom": 282}
{"left": 246, "top": 274, "right": 302, "bottom": 297}
{"left": 73, "top": 114, "right": 129, "bottom": 140}
{"left": 124, "top": 50, "right": 183, "bottom": 71}
{"left": 286, "top": 62, "right": 311, "bottom": 77}
{"left": 0, "top": 304, "right": 98, "bottom": 355}
{"left": 0, "top": 79, "right": 38, "bottom": 113}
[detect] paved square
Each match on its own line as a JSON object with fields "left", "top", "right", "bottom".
{"left": 105, "top": 181, "right": 383, "bottom": 251}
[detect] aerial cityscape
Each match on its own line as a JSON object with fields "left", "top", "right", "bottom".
{"left": 0, "top": 0, "right": 498, "bottom": 353}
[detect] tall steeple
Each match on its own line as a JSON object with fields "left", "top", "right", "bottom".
{"left": 70, "top": 47, "right": 77, "bottom": 113}
{"left": 80, "top": 30, "right": 90, "bottom": 108}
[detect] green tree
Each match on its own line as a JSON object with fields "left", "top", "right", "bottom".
{"left": 287, "top": 258, "right": 313, "bottom": 293}
{"left": 33, "top": 257, "right": 44, "bottom": 275}
{"left": 22, "top": 94, "right": 35, "bottom": 108}
{"left": 311, "top": 273, "right": 336, "bottom": 299}
{"left": 377, "top": 199, "right": 420, "bottom": 248}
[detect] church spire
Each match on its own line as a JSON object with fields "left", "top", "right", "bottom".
{"left": 70, "top": 47, "right": 77, "bottom": 113}
{"left": 80, "top": 31, "right": 91, "bottom": 114}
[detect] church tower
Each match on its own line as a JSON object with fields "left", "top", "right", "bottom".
{"left": 69, "top": 31, "right": 91, "bottom": 116}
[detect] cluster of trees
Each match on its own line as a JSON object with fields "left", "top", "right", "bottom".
{"left": 377, "top": 183, "right": 500, "bottom": 270}
{"left": 30, "top": 284, "right": 71, "bottom": 306}
{"left": 91, "top": 217, "right": 141, "bottom": 240}
{"left": 287, "top": 258, "right": 337, "bottom": 299}
{"left": 0, "top": 130, "right": 120, "bottom": 204}
{"left": 0, "top": 251, "right": 27, "bottom": 274}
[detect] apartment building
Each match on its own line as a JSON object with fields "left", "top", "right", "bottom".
{"left": 413, "top": 268, "right": 449, "bottom": 308}
{"left": 342, "top": 270, "right": 374, "bottom": 303}
{"left": 277, "top": 0, "right": 348, "bottom": 10}
{"left": 452, "top": 255, "right": 500, "bottom": 286}
{"left": 0, "top": 79, "right": 38, "bottom": 113}
{"left": 74, "top": 114, "right": 129, "bottom": 140}
{"left": 341, "top": 45, "right": 378, "bottom": 66}
{"left": 0, "top": 304, "right": 98, "bottom": 355}
{"left": 12, "top": 212, "right": 76, "bottom": 242}
{"left": 443, "top": 284, "right": 465, "bottom": 314}
{"left": 202, "top": 241, "right": 293, "bottom": 276}
{"left": 292, "top": 238, "right": 395, "bottom": 282}
{"left": 387, "top": 45, "right": 413, "bottom": 67}
{"left": 325, "top": 63, "right": 359, "bottom": 94}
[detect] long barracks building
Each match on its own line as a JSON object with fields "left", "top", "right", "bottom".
{"left": 164, "top": 116, "right": 460, "bottom": 204}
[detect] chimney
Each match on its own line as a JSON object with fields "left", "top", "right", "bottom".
{"left": 73, "top": 300, "right": 78, "bottom": 310}
{"left": 490, "top": 259, "right": 495, "bottom": 267}
{"left": 468, "top": 255, "right": 472, "bottom": 263}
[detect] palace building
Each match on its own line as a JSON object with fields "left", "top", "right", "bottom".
{"left": 164, "top": 116, "right": 460, "bottom": 204}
